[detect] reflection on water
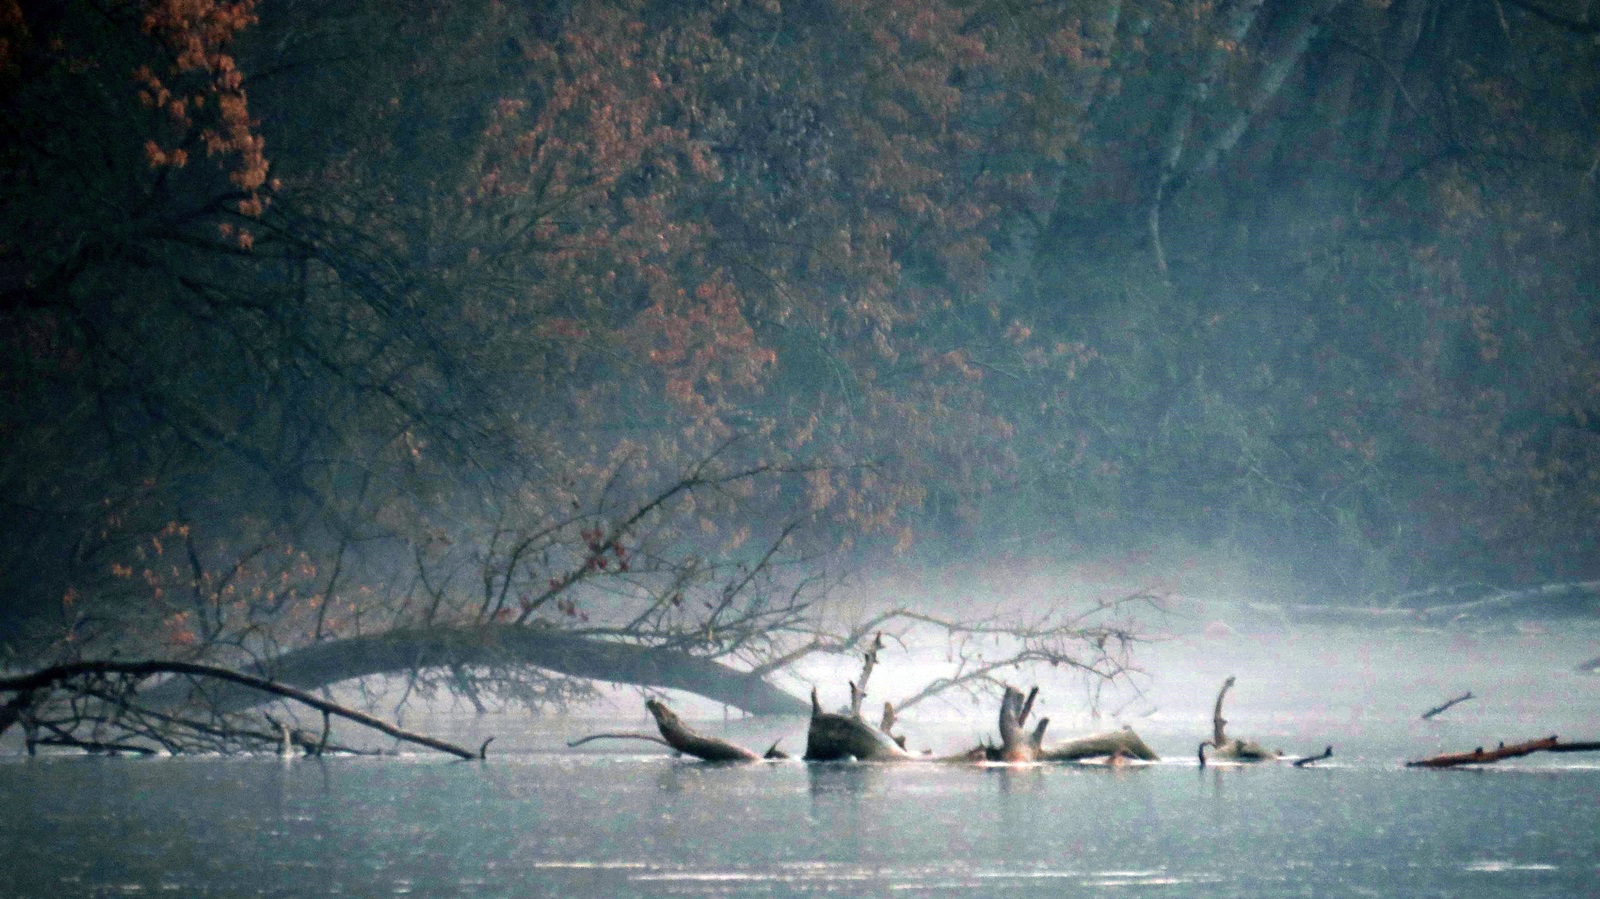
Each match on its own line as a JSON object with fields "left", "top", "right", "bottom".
{"left": 3, "top": 751, "right": 1596, "bottom": 898}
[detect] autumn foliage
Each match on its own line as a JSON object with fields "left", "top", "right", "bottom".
{"left": 3, "top": 0, "right": 1600, "bottom": 685}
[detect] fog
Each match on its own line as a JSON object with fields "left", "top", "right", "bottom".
{"left": 4, "top": 1, "right": 1599, "bottom": 767}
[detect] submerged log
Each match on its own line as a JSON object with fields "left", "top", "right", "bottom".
{"left": 1040, "top": 726, "right": 1160, "bottom": 762}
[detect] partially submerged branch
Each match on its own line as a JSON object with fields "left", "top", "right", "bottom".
{"left": 1406, "top": 736, "right": 1558, "bottom": 768}
{"left": 566, "top": 732, "right": 675, "bottom": 751}
{"left": 1293, "top": 746, "right": 1334, "bottom": 768}
{"left": 0, "top": 660, "right": 486, "bottom": 759}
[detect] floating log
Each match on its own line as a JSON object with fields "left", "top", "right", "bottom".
{"left": 1404, "top": 736, "right": 1600, "bottom": 768}
{"left": 1040, "top": 726, "right": 1160, "bottom": 762}
{"left": 1406, "top": 736, "right": 1560, "bottom": 768}
{"left": 1420, "top": 691, "right": 1474, "bottom": 720}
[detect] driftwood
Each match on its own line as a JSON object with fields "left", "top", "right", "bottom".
{"left": 571, "top": 644, "right": 1159, "bottom": 766}
{"left": 1405, "top": 736, "right": 1600, "bottom": 768}
{"left": 1198, "top": 676, "right": 1278, "bottom": 763}
{"left": 0, "top": 660, "right": 489, "bottom": 759}
{"left": 1421, "top": 691, "right": 1474, "bottom": 720}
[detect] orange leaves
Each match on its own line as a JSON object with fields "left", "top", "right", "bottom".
{"left": 143, "top": 140, "right": 188, "bottom": 168}
{"left": 130, "top": 0, "right": 270, "bottom": 217}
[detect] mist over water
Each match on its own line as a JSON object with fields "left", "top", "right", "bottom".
{"left": 6, "top": 584, "right": 1596, "bottom": 898}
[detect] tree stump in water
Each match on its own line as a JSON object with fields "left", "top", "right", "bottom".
{"left": 803, "top": 688, "right": 916, "bottom": 761}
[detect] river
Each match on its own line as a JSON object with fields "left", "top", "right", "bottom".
{"left": 4, "top": 624, "right": 1598, "bottom": 897}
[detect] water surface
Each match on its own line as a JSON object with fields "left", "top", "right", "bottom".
{"left": 4, "top": 748, "right": 1597, "bottom": 897}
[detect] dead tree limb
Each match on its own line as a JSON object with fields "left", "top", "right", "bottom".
{"left": 1421, "top": 691, "right": 1474, "bottom": 720}
{"left": 0, "top": 660, "right": 485, "bottom": 759}
{"left": 994, "top": 685, "right": 1048, "bottom": 762}
{"left": 567, "top": 732, "right": 676, "bottom": 751}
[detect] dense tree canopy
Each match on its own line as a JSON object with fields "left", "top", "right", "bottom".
{"left": 2, "top": 0, "right": 1597, "bottom": 704}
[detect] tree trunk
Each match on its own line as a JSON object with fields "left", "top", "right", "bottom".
{"left": 139, "top": 625, "right": 809, "bottom": 716}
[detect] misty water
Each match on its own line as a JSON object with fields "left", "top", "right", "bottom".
{"left": 5, "top": 623, "right": 1598, "bottom": 897}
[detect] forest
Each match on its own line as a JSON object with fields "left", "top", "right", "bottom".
{"left": 2, "top": 0, "right": 1598, "bottom": 738}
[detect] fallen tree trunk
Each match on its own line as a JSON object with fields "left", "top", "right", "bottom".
{"left": 0, "top": 660, "right": 486, "bottom": 759}
{"left": 137, "top": 625, "right": 809, "bottom": 717}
